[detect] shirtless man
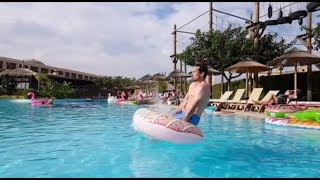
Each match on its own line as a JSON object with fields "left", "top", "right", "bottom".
{"left": 169, "top": 63, "right": 211, "bottom": 126}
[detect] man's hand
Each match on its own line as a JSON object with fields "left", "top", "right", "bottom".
{"left": 169, "top": 108, "right": 181, "bottom": 117}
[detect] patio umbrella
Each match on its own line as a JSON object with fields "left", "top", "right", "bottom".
{"left": 124, "top": 85, "right": 141, "bottom": 97}
{"left": 138, "top": 74, "right": 153, "bottom": 92}
{"left": 166, "top": 69, "right": 190, "bottom": 79}
{"left": 125, "top": 85, "right": 141, "bottom": 90}
{"left": 152, "top": 73, "right": 167, "bottom": 92}
{"left": 138, "top": 74, "right": 152, "bottom": 82}
{"left": 267, "top": 47, "right": 320, "bottom": 98}
{"left": 152, "top": 73, "right": 166, "bottom": 81}
{"left": 225, "top": 60, "right": 271, "bottom": 97}
{"left": 166, "top": 69, "right": 190, "bottom": 92}
{"left": 207, "top": 66, "right": 221, "bottom": 75}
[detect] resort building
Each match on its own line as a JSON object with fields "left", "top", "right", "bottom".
{"left": 0, "top": 56, "right": 98, "bottom": 82}
{"left": 0, "top": 56, "right": 99, "bottom": 94}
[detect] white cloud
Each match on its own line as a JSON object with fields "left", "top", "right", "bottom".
{"left": 0, "top": 2, "right": 318, "bottom": 81}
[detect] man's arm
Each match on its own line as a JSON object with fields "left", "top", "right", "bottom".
{"left": 182, "top": 89, "right": 203, "bottom": 123}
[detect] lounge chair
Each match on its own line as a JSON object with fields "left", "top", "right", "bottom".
{"left": 232, "top": 88, "right": 263, "bottom": 111}
{"left": 249, "top": 90, "right": 280, "bottom": 113}
{"left": 209, "top": 91, "right": 233, "bottom": 103}
{"left": 209, "top": 91, "right": 233, "bottom": 108}
{"left": 225, "top": 89, "right": 246, "bottom": 109}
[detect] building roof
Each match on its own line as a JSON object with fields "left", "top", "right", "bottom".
{"left": 24, "top": 59, "right": 45, "bottom": 65}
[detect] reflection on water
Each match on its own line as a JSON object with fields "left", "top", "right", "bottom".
{"left": 9, "top": 99, "right": 31, "bottom": 103}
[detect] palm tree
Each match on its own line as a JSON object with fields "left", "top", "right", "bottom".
{"left": 35, "top": 73, "right": 48, "bottom": 91}
{"left": 60, "top": 81, "right": 75, "bottom": 98}
{"left": 40, "top": 79, "right": 55, "bottom": 98}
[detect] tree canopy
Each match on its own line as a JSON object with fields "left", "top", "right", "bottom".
{"left": 176, "top": 26, "right": 293, "bottom": 88}
{"left": 313, "top": 15, "right": 320, "bottom": 51}
{"left": 94, "top": 75, "right": 137, "bottom": 92}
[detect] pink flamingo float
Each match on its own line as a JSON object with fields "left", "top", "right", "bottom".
{"left": 27, "top": 92, "right": 51, "bottom": 105}
{"left": 116, "top": 92, "right": 127, "bottom": 103}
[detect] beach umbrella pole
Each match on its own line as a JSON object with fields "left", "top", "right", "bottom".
{"left": 221, "top": 72, "right": 224, "bottom": 96}
{"left": 245, "top": 70, "right": 248, "bottom": 97}
{"left": 294, "top": 62, "right": 298, "bottom": 99}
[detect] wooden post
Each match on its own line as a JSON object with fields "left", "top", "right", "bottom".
{"left": 245, "top": 71, "right": 248, "bottom": 97}
{"left": 184, "top": 61, "right": 187, "bottom": 94}
{"left": 306, "top": 10, "right": 312, "bottom": 101}
{"left": 209, "top": 2, "right": 213, "bottom": 31}
{"left": 206, "top": 2, "right": 213, "bottom": 97}
{"left": 221, "top": 71, "right": 224, "bottom": 96}
{"left": 173, "top": 24, "right": 177, "bottom": 70}
{"left": 173, "top": 24, "right": 177, "bottom": 91}
{"left": 180, "top": 53, "right": 183, "bottom": 94}
{"left": 294, "top": 63, "right": 298, "bottom": 98}
{"left": 252, "top": 2, "right": 260, "bottom": 91}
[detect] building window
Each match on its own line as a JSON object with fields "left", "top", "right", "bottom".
{"left": 7, "top": 62, "right": 17, "bottom": 69}
{"left": 58, "top": 71, "right": 63, "bottom": 75}
{"left": 0, "top": 61, "right": 3, "bottom": 69}
{"left": 89, "top": 77, "right": 93, "bottom": 81}
{"left": 84, "top": 76, "right": 88, "bottom": 80}
{"left": 71, "top": 73, "right": 77, "bottom": 78}
{"left": 78, "top": 75, "right": 83, "bottom": 79}
{"left": 41, "top": 68, "right": 49, "bottom": 73}
{"left": 65, "top": 72, "right": 70, "bottom": 77}
{"left": 30, "top": 66, "right": 39, "bottom": 72}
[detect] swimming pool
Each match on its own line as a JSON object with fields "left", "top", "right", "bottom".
{"left": 1, "top": 99, "right": 320, "bottom": 177}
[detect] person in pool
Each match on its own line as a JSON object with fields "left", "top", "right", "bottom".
{"left": 169, "top": 63, "right": 211, "bottom": 126}
{"left": 48, "top": 98, "right": 53, "bottom": 104}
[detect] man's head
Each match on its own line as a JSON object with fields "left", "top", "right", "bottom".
{"left": 192, "top": 63, "right": 208, "bottom": 81}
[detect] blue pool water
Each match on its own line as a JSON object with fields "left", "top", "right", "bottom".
{"left": 1, "top": 99, "right": 320, "bottom": 177}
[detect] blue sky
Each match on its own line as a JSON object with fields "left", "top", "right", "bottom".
{"left": 0, "top": 2, "right": 318, "bottom": 81}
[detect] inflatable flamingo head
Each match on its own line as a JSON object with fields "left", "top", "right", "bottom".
{"left": 27, "top": 92, "right": 34, "bottom": 96}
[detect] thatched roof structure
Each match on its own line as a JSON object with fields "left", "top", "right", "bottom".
{"left": 0, "top": 68, "right": 37, "bottom": 77}
{"left": 267, "top": 47, "right": 320, "bottom": 67}
{"left": 207, "top": 66, "right": 221, "bottom": 75}
{"left": 152, "top": 73, "right": 166, "bottom": 81}
{"left": 225, "top": 60, "right": 271, "bottom": 73}
{"left": 267, "top": 47, "right": 320, "bottom": 99}
{"left": 138, "top": 74, "right": 152, "bottom": 81}
{"left": 166, "top": 69, "right": 190, "bottom": 79}
{"left": 138, "top": 74, "right": 153, "bottom": 84}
